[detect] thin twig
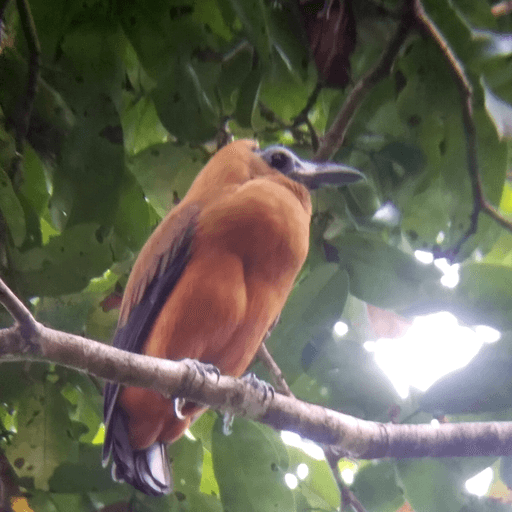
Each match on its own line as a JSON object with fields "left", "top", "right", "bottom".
{"left": 292, "top": 82, "right": 322, "bottom": 150}
{"left": 256, "top": 343, "right": 294, "bottom": 397}
{"left": 323, "top": 445, "right": 367, "bottom": 512}
{"left": 10, "top": 0, "right": 40, "bottom": 185}
{"left": 413, "top": 0, "right": 512, "bottom": 261}
{"left": 293, "top": 82, "right": 323, "bottom": 130}
{"left": 257, "top": 343, "right": 362, "bottom": 509}
{"left": 481, "top": 203, "right": 512, "bottom": 231}
{"left": 315, "top": 0, "right": 415, "bottom": 160}
{"left": 0, "top": 277, "right": 36, "bottom": 330}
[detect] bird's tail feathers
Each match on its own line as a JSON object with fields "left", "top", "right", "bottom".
{"left": 104, "top": 408, "right": 172, "bottom": 496}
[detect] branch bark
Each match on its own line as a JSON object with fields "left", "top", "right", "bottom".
{"left": 2, "top": 277, "right": 512, "bottom": 461}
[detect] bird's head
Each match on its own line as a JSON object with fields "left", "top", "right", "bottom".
{"left": 258, "top": 145, "right": 365, "bottom": 190}
{"left": 185, "top": 140, "right": 365, "bottom": 207}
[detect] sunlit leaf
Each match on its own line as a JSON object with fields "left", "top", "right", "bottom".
{"left": 212, "top": 417, "right": 294, "bottom": 512}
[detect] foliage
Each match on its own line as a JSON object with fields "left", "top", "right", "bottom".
{"left": 0, "top": 0, "right": 512, "bottom": 510}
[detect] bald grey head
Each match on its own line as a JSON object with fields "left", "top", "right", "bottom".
{"left": 259, "top": 146, "right": 365, "bottom": 189}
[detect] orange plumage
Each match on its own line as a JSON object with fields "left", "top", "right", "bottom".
{"left": 103, "top": 139, "right": 364, "bottom": 495}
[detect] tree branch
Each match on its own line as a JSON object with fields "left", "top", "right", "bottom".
{"left": 315, "top": 0, "right": 415, "bottom": 161}
{"left": 2, "top": 277, "right": 512, "bottom": 461}
{"left": 256, "top": 342, "right": 294, "bottom": 397}
{"left": 413, "top": 0, "right": 512, "bottom": 261}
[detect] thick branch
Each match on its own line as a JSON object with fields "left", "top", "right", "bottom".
{"left": 315, "top": 0, "right": 415, "bottom": 160}
{"left": 2, "top": 278, "right": 512, "bottom": 461}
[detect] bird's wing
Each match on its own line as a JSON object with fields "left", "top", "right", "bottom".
{"left": 103, "top": 202, "right": 200, "bottom": 463}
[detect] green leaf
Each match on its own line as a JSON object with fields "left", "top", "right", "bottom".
{"left": 334, "top": 233, "right": 443, "bottom": 310}
{"left": 35, "top": 293, "right": 93, "bottom": 334}
{"left": 286, "top": 445, "right": 339, "bottom": 511}
{"left": 351, "top": 461, "right": 404, "bottom": 512}
{"left": 120, "top": 93, "right": 168, "bottom": 157}
{"left": 18, "top": 145, "right": 50, "bottom": 215}
{"left": 212, "top": 417, "right": 294, "bottom": 512}
{"left": 14, "top": 223, "right": 113, "bottom": 297}
{"left": 484, "top": 232, "right": 512, "bottom": 267}
{"left": 218, "top": 45, "right": 254, "bottom": 113}
{"left": 259, "top": 55, "right": 314, "bottom": 123}
{"left": 58, "top": 370, "right": 103, "bottom": 443}
{"left": 28, "top": 490, "right": 91, "bottom": 512}
{"left": 113, "top": 172, "right": 153, "bottom": 252}
{"left": 200, "top": 446, "right": 220, "bottom": 498}
{"left": 396, "top": 459, "right": 466, "bottom": 512}
{"left": 234, "top": 65, "right": 262, "bottom": 128}
{"left": 0, "top": 362, "right": 36, "bottom": 405}
{"left": 49, "top": 445, "right": 115, "bottom": 493}
{"left": 152, "top": 59, "right": 219, "bottom": 143}
{"left": 5, "top": 380, "right": 76, "bottom": 490}
{"left": 451, "top": 0, "right": 496, "bottom": 29}
{"left": 169, "top": 435, "right": 203, "bottom": 490}
{"left": 422, "top": 0, "right": 480, "bottom": 67}
{"left": 0, "top": 164, "right": 26, "bottom": 246}
{"left": 453, "top": 263, "right": 512, "bottom": 330}
{"left": 266, "top": 2, "right": 309, "bottom": 80}
{"left": 118, "top": 0, "right": 223, "bottom": 81}
{"left": 127, "top": 141, "right": 204, "bottom": 217}
{"left": 51, "top": 119, "right": 125, "bottom": 230}
{"left": 268, "top": 263, "right": 349, "bottom": 382}
{"left": 190, "top": 410, "right": 216, "bottom": 452}
{"left": 227, "top": 0, "right": 272, "bottom": 64}
{"left": 58, "top": 21, "right": 125, "bottom": 104}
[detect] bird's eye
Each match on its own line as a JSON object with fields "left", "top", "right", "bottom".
{"left": 270, "top": 151, "right": 292, "bottom": 172}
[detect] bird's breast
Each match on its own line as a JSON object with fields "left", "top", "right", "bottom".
{"left": 198, "top": 177, "right": 311, "bottom": 282}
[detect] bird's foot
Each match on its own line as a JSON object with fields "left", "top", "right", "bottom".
{"left": 174, "top": 360, "right": 220, "bottom": 420}
{"left": 222, "top": 373, "right": 275, "bottom": 435}
{"left": 242, "top": 372, "right": 275, "bottom": 401}
{"left": 182, "top": 358, "right": 221, "bottom": 381}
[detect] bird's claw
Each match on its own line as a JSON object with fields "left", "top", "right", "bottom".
{"left": 174, "top": 360, "right": 220, "bottom": 420}
{"left": 182, "top": 358, "right": 221, "bottom": 382}
{"left": 222, "top": 412, "right": 234, "bottom": 435}
{"left": 174, "top": 397, "right": 186, "bottom": 420}
{"left": 242, "top": 372, "right": 275, "bottom": 401}
{"left": 221, "top": 374, "right": 274, "bottom": 436}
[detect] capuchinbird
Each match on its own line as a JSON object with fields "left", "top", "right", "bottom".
{"left": 102, "top": 139, "right": 364, "bottom": 495}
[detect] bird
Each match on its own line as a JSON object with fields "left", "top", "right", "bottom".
{"left": 102, "top": 139, "right": 364, "bottom": 496}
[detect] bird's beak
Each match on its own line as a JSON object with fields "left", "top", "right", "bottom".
{"left": 291, "top": 160, "right": 366, "bottom": 190}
